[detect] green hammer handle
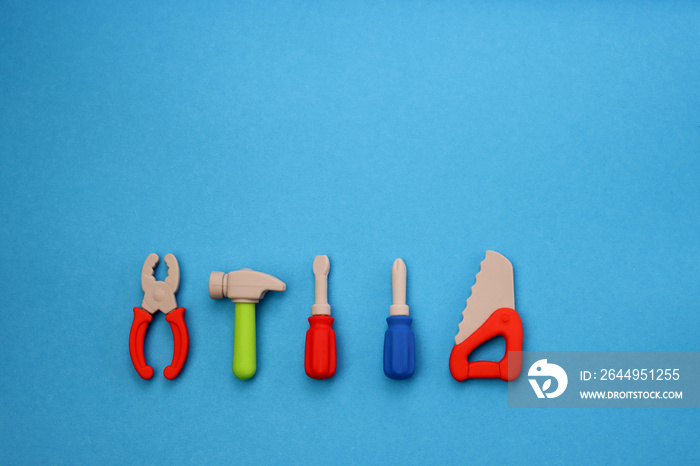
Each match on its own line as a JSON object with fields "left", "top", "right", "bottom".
{"left": 233, "top": 302, "right": 257, "bottom": 380}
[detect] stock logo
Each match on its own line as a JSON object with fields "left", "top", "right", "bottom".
{"left": 528, "top": 359, "right": 568, "bottom": 398}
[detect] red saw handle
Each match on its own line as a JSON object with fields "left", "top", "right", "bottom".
{"left": 449, "top": 308, "right": 523, "bottom": 382}
{"left": 129, "top": 307, "right": 154, "bottom": 379}
{"left": 164, "top": 307, "right": 189, "bottom": 379}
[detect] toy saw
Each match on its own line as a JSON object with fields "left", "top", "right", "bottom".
{"left": 449, "top": 251, "right": 523, "bottom": 382}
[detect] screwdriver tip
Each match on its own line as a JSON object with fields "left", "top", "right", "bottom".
{"left": 392, "top": 258, "right": 406, "bottom": 275}
{"left": 313, "top": 255, "right": 330, "bottom": 276}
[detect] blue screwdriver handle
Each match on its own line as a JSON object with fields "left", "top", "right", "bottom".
{"left": 383, "top": 316, "right": 415, "bottom": 379}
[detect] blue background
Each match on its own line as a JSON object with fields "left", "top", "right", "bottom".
{"left": 1, "top": 1, "right": 698, "bottom": 464}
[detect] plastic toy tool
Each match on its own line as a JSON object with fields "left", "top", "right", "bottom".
{"left": 129, "top": 253, "right": 189, "bottom": 380}
{"left": 209, "top": 268, "right": 286, "bottom": 380}
{"left": 383, "top": 258, "right": 415, "bottom": 379}
{"left": 449, "top": 251, "right": 523, "bottom": 382}
{"left": 305, "top": 255, "right": 337, "bottom": 379}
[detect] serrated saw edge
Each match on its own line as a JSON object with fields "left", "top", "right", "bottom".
{"left": 454, "top": 251, "right": 515, "bottom": 345}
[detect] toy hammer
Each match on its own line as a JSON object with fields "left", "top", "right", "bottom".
{"left": 209, "top": 268, "right": 286, "bottom": 380}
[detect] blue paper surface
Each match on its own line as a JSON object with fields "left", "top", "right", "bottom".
{"left": 1, "top": 1, "right": 698, "bottom": 464}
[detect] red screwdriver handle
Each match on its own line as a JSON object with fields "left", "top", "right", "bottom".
{"left": 163, "top": 307, "right": 188, "bottom": 379}
{"left": 305, "top": 316, "right": 336, "bottom": 379}
{"left": 129, "top": 307, "right": 154, "bottom": 379}
{"left": 449, "top": 308, "right": 523, "bottom": 382}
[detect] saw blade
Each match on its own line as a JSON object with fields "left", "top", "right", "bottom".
{"left": 454, "top": 251, "right": 515, "bottom": 345}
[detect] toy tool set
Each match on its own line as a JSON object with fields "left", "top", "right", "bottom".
{"left": 128, "top": 250, "right": 524, "bottom": 385}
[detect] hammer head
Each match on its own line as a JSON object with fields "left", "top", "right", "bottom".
{"left": 209, "top": 268, "right": 286, "bottom": 303}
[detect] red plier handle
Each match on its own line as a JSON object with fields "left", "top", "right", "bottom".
{"left": 129, "top": 307, "right": 189, "bottom": 380}
{"left": 449, "top": 308, "right": 523, "bottom": 382}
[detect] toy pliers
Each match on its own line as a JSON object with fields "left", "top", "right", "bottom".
{"left": 129, "top": 253, "right": 189, "bottom": 380}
